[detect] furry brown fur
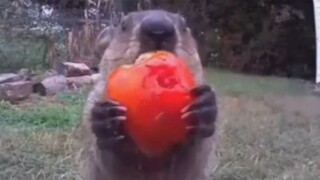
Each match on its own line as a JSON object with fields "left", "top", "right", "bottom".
{"left": 78, "top": 9, "right": 218, "bottom": 180}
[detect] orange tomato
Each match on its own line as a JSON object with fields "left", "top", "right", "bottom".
{"left": 104, "top": 51, "right": 196, "bottom": 157}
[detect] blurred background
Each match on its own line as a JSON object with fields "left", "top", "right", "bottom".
{"left": 1, "top": 1, "right": 319, "bottom": 180}
{"left": 0, "top": 0, "right": 316, "bottom": 80}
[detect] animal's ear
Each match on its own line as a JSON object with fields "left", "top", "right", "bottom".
{"left": 94, "top": 26, "right": 115, "bottom": 60}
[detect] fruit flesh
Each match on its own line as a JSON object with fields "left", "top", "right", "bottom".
{"left": 105, "top": 51, "right": 196, "bottom": 157}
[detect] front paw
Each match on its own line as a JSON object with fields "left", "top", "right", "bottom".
{"left": 182, "top": 84, "right": 217, "bottom": 141}
{"left": 90, "top": 100, "right": 128, "bottom": 150}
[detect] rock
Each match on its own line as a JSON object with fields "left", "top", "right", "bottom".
{"left": 67, "top": 76, "right": 94, "bottom": 89}
{"left": 72, "top": 57, "right": 98, "bottom": 70}
{"left": 0, "top": 73, "right": 22, "bottom": 84}
{"left": 66, "top": 73, "right": 100, "bottom": 89}
{"left": 91, "top": 73, "right": 100, "bottom": 84}
{"left": 43, "top": 69, "right": 60, "bottom": 77}
{"left": 31, "top": 69, "right": 59, "bottom": 85}
{"left": 18, "top": 68, "right": 33, "bottom": 81}
{"left": 61, "top": 62, "right": 91, "bottom": 77}
{"left": 0, "top": 80, "right": 33, "bottom": 102}
{"left": 33, "top": 75, "right": 67, "bottom": 96}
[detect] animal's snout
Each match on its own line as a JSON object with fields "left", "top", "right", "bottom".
{"left": 140, "top": 14, "right": 175, "bottom": 43}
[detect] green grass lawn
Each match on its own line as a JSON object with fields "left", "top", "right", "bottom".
{"left": 0, "top": 68, "right": 319, "bottom": 180}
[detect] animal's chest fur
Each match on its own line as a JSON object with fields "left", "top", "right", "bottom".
{"left": 96, "top": 142, "right": 213, "bottom": 180}
{"left": 102, "top": 160, "right": 204, "bottom": 180}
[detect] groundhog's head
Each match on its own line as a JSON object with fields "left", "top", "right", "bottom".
{"left": 95, "top": 9, "right": 202, "bottom": 75}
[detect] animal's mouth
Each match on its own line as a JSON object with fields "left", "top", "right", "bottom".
{"left": 134, "top": 49, "right": 177, "bottom": 65}
{"left": 134, "top": 52, "right": 154, "bottom": 64}
{"left": 136, "top": 35, "right": 177, "bottom": 64}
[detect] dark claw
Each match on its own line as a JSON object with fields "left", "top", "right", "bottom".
{"left": 91, "top": 116, "right": 126, "bottom": 137}
{"left": 182, "top": 107, "right": 216, "bottom": 125}
{"left": 190, "top": 84, "right": 212, "bottom": 96}
{"left": 96, "top": 135, "right": 126, "bottom": 149}
{"left": 92, "top": 101, "right": 127, "bottom": 120}
{"left": 90, "top": 100, "right": 128, "bottom": 150}
{"left": 186, "top": 125, "right": 215, "bottom": 138}
{"left": 182, "top": 84, "right": 217, "bottom": 141}
{"left": 182, "top": 85, "right": 216, "bottom": 113}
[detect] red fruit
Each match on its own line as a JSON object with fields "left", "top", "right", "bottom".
{"left": 104, "top": 51, "right": 196, "bottom": 157}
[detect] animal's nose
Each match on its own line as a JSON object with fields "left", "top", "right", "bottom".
{"left": 140, "top": 14, "right": 175, "bottom": 42}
